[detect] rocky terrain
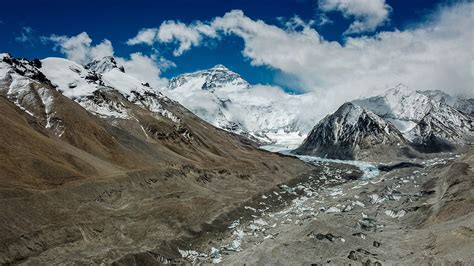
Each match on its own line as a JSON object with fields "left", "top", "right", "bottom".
{"left": 170, "top": 150, "right": 473, "bottom": 265}
{"left": 0, "top": 54, "right": 313, "bottom": 264}
{"left": 0, "top": 53, "right": 472, "bottom": 265}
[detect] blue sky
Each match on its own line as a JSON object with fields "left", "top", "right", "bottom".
{"left": 0, "top": 0, "right": 446, "bottom": 85}
{"left": 0, "top": 0, "right": 470, "bottom": 97}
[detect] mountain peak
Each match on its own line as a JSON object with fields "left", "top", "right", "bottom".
{"left": 168, "top": 63, "right": 249, "bottom": 92}
{"left": 294, "top": 101, "right": 406, "bottom": 160}
{"left": 333, "top": 102, "right": 366, "bottom": 126}
{"left": 85, "top": 56, "right": 124, "bottom": 73}
{"left": 338, "top": 101, "right": 361, "bottom": 111}
{"left": 0, "top": 54, "right": 48, "bottom": 83}
{"left": 385, "top": 83, "right": 413, "bottom": 96}
{"left": 210, "top": 64, "right": 229, "bottom": 71}
{"left": 0, "top": 53, "right": 12, "bottom": 60}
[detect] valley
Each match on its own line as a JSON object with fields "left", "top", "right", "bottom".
{"left": 0, "top": 53, "right": 472, "bottom": 265}
{"left": 174, "top": 151, "right": 474, "bottom": 265}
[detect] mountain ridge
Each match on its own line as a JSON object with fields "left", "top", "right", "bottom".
{"left": 295, "top": 84, "right": 473, "bottom": 160}
{"left": 293, "top": 102, "right": 409, "bottom": 160}
{"left": 353, "top": 84, "right": 473, "bottom": 150}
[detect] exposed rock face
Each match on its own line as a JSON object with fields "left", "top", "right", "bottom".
{"left": 293, "top": 102, "right": 407, "bottom": 160}
{"left": 406, "top": 105, "right": 474, "bottom": 152}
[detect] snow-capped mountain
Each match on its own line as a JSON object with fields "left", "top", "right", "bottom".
{"left": 166, "top": 65, "right": 249, "bottom": 137}
{"left": 5, "top": 53, "right": 469, "bottom": 157}
{"left": 85, "top": 56, "right": 125, "bottom": 73}
{"left": 293, "top": 102, "right": 407, "bottom": 160}
{"left": 418, "top": 89, "right": 474, "bottom": 116}
{"left": 1, "top": 53, "right": 309, "bottom": 178}
{"left": 40, "top": 56, "right": 180, "bottom": 123}
{"left": 164, "top": 65, "right": 316, "bottom": 146}
{"left": 0, "top": 53, "right": 315, "bottom": 266}
{"left": 353, "top": 84, "right": 473, "bottom": 148}
{"left": 1, "top": 54, "right": 313, "bottom": 150}
{"left": 406, "top": 105, "right": 473, "bottom": 151}
{"left": 0, "top": 53, "right": 66, "bottom": 135}
{"left": 168, "top": 64, "right": 250, "bottom": 92}
{"left": 0, "top": 53, "right": 203, "bottom": 158}
{"left": 353, "top": 84, "right": 439, "bottom": 129}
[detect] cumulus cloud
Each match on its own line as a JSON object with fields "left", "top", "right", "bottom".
{"left": 318, "top": 0, "right": 392, "bottom": 34}
{"left": 44, "top": 32, "right": 114, "bottom": 64}
{"left": 129, "top": 3, "right": 473, "bottom": 118}
{"left": 127, "top": 21, "right": 216, "bottom": 56}
{"left": 126, "top": 28, "right": 157, "bottom": 45}
{"left": 45, "top": 32, "right": 170, "bottom": 88}
{"left": 116, "top": 52, "right": 171, "bottom": 88}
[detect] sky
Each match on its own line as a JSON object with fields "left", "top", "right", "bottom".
{"left": 1, "top": 0, "right": 472, "bottom": 104}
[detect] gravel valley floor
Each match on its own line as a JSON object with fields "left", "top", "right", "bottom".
{"left": 175, "top": 151, "right": 474, "bottom": 265}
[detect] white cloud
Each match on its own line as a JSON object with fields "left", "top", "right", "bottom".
{"left": 318, "top": 0, "right": 391, "bottom": 34}
{"left": 127, "top": 2, "right": 474, "bottom": 119}
{"left": 315, "top": 13, "right": 333, "bottom": 26}
{"left": 283, "top": 16, "right": 316, "bottom": 31}
{"left": 126, "top": 28, "right": 158, "bottom": 45}
{"left": 44, "top": 32, "right": 114, "bottom": 64}
{"left": 116, "top": 52, "right": 171, "bottom": 88}
{"left": 45, "top": 32, "right": 171, "bottom": 89}
{"left": 15, "top": 26, "right": 34, "bottom": 43}
{"left": 127, "top": 21, "right": 216, "bottom": 56}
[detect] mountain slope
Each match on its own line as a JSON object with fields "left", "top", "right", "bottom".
{"left": 406, "top": 105, "right": 474, "bottom": 152}
{"left": 0, "top": 54, "right": 313, "bottom": 264}
{"left": 293, "top": 102, "right": 407, "bottom": 160}
{"left": 353, "top": 84, "right": 440, "bottom": 127}
{"left": 418, "top": 89, "right": 474, "bottom": 116}
{"left": 353, "top": 84, "right": 473, "bottom": 150}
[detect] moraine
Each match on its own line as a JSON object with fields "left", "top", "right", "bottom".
{"left": 173, "top": 152, "right": 461, "bottom": 264}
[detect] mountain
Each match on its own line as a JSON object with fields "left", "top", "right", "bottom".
{"left": 353, "top": 84, "right": 473, "bottom": 150}
{"left": 418, "top": 89, "right": 474, "bottom": 116}
{"left": 293, "top": 102, "right": 407, "bottom": 160}
{"left": 85, "top": 56, "right": 125, "bottom": 73}
{"left": 166, "top": 65, "right": 250, "bottom": 138}
{"left": 164, "top": 65, "right": 316, "bottom": 147}
{"left": 406, "top": 104, "right": 473, "bottom": 152}
{"left": 0, "top": 54, "right": 312, "bottom": 264}
{"left": 40, "top": 57, "right": 180, "bottom": 122}
{"left": 168, "top": 64, "right": 250, "bottom": 92}
{"left": 352, "top": 84, "right": 439, "bottom": 130}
